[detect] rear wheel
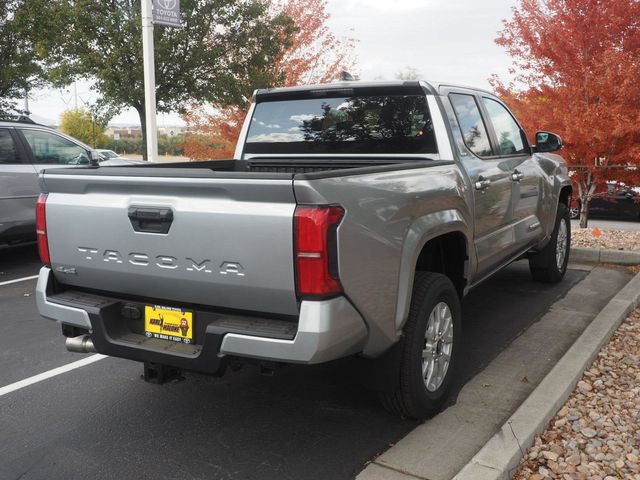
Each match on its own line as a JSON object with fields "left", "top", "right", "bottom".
{"left": 378, "top": 272, "right": 461, "bottom": 419}
{"left": 529, "top": 203, "right": 571, "bottom": 283}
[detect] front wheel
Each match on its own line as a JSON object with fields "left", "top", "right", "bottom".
{"left": 378, "top": 272, "right": 461, "bottom": 419}
{"left": 529, "top": 203, "right": 571, "bottom": 283}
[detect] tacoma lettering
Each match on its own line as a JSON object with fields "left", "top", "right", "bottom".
{"left": 77, "top": 248, "right": 240, "bottom": 276}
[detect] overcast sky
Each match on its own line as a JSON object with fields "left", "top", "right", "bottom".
{"left": 25, "top": 0, "right": 517, "bottom": 126}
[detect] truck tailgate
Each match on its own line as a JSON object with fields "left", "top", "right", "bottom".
{"left": 41, "top": 172, "right": 299, "bottom": 316}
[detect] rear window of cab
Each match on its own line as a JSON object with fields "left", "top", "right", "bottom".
{"left": 245, "top": 94, "right": 438, "bottom": 155}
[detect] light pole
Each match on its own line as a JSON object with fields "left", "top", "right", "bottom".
{"left": 141, "top": 0, "right": 159, "bottom": 162}
{"left": 23, "top": 88, "right": 30, "bottom": 116}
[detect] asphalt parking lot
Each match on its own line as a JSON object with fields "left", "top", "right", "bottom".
{"left": 0, "top": 245, "right": 632, "bottom": 480}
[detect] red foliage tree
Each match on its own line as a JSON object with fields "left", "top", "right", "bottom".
{"left": 493, "top": 0, "right": 640, "bottom": 227}
{"left": 183, "top": 0, "right": 356, "bottom": 161}
{"left": 182, "top": 106, "right": 246, "bottom": 160}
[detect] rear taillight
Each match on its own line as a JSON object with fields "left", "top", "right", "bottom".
{"left": 36, "top": 193, "right": 50, "bottom": 266}
{"left": 294, "top": 205, "right": 344, "bottom": 298}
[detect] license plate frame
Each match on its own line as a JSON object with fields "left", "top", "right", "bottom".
{"left": 144, "top": 305, "right": 194, "bottom": 344}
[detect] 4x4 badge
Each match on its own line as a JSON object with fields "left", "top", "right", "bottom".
{"left": 55, "top": 266, "right": 77, "bottom": 275}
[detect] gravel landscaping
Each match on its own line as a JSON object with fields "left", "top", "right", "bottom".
{"left": 572, "top": 228, "right": 640, "bottom": 251}
{"left": 512, "top": 308, "right": 640, "bottom": 480}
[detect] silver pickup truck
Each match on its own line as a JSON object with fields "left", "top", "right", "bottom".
{"left": 36, "top": 81, "right": 572, "bottom": 418}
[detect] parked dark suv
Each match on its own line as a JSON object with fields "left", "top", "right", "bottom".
{"left": 570, "top": 183, "right": 640, "bottom": 221}
{"left": 0, "top": 117, "right": 137, "bottom": 245}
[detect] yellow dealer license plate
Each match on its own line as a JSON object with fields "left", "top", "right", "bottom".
{"left": 144, "top": 305, "right": 194, "bottom": 344}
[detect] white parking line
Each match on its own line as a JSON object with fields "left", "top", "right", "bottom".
{"left": 0, "top": 274, "right": 39, "bottom": 287}
{"left": 0, "top": 354, "right": 107, "bottom": 398}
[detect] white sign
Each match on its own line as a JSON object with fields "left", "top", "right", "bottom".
{"left": 153, "top": 0, "right": 181, "bottom": 28}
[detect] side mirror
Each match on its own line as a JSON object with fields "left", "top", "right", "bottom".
{"left": 534, "top": 131, "right": 563, "bottom": 153}
{"left": 90, "top": 150, "right": 104, "bottom": 166}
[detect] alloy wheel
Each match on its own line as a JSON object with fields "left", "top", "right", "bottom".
{"left": 422, "top": 301, "right": 453, "bottom": 392}
{"left": 556, "top": 219, "right": 568, "bottom": 270}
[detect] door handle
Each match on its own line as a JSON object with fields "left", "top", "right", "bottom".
{"left": 511, "top": 170, "right": 525, "bottom": 182}
{"left": 128, "top": 206, "right": 173, "bottom": 234}
{"left": 474, "top": 176, "right": 491, "bottom": 192}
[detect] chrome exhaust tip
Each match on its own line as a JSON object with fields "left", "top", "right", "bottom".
{"left": 65, "top": 334, "right": 96, "bottom": 353}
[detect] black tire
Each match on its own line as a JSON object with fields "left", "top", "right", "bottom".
{"left": 529, "top": 203, "right": 571, "bottom": 283}
{"left": 378, "top": 272, "right": 461, "bottom": 419}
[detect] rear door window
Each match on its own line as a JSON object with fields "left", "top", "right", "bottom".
{"left": 481, "top": 98, "right": 527, "bottom": 155}
{"left": 449, "top": 94, "right": 493, "bottom": 157}
{"left": 20, "top": 129, "right": 90, "bottom": 164}
{"left": 0, "top": 129, "right": 21, "bottom": 164}
{"left": 245, "top": 94, "right": 437, "bottom": 155}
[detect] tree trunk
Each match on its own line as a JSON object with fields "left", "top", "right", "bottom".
{"left": 135, "top": 104, "right": 148, "bottom": 160}
{"left": 579, "top": 195, "right": 590, "bottom": 228}
{"left": 577, "top": 172, "right": 596, "bottom": 229}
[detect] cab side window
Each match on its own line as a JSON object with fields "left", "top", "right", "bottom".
{"left": 449, "top": 94, "right": 493, "bottom": 157}
{"left": 482, "top": 98, "right": 527, "bottom": 155}
{"left": 0, "top": 129, "right": 21, "bottom": 164}
{"left": 20, "top": 129, "right": 90, "bottom": 165}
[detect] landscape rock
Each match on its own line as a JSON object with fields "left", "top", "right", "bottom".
{"left": 572, "top": 228, "right": 640, "bottom": 251}
{"left": 513, "top": 309, "right": 640, "bottom": 480}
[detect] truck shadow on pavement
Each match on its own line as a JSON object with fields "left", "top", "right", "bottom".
{"left": 448, "top": 261, "right": 587, "bottom": 404}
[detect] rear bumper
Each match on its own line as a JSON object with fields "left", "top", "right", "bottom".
{"left": 219, "top": 298, "right": 368, "bottom": 363}
{"left": 36, "top": 267, "right": 368, "bottom": 372}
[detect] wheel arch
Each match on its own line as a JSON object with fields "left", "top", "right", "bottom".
{"left": 395, "top": 210, "right": 471, "bottom": 333}
{"left": 543, "top": 179, "right": 573, "bottom": 241}
{"left": 559, "top": 184, "right": 573, "bottom": 207}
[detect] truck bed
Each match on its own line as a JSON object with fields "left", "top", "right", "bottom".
{"left": 45, "top": 157, "right": 442, "bottom": 179}
{"left": 38, "top": 157, "right": 451, "bottom": 319}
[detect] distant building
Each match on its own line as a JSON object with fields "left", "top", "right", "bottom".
{"left": 158, "top": 126, "right": 188, "bottom": 137}
{"left": 105, "top": 125, "right": 188, "bottom": 138}
{"left": 106, "top": 126, "right": 141, "bottom": 138}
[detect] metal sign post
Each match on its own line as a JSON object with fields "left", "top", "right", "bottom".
{"left": 141, "top": 0, "right": 181, "bottom": 162}
{"left": 141, "top": 0, "right": 158, "bottom": 162}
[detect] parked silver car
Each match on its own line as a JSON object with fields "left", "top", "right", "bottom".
{"left": 0, "top": 117, "right": 139, "bottom": 245}
{"left": 96, "top": 149, "right": 140, "bottom": 165}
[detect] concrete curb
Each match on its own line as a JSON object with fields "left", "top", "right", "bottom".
{"left": 570, "top": 247, "right": 640, "bottom": 265}
{"left": 452, "top": 270, "right": 640, "bottom": 480}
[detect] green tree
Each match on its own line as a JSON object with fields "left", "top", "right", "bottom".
{"left": 35, "top": 0, "right": 294, "bottom": 158}
{"left": 158, "top": 134, "right": 185, "bottom": 156}
{"left": 103, "top": 136, "right": 144, "bottom": 156}
{"left": 0, "top": 0, "right": 50, "bottom": 115}
{"left": 59, "top": 109, "right": 109, "bottom": 148}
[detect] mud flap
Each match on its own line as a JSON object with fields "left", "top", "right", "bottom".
{"left": 358, "top": 341, "right": 403, "bottom": 392}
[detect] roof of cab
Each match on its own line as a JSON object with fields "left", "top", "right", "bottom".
{"left": 253, "top": 80, "right": 494, "bottom": 101}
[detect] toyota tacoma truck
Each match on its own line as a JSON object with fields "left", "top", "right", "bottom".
{"left": 35, "top": 81, "right": 572, "bottom": 418}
